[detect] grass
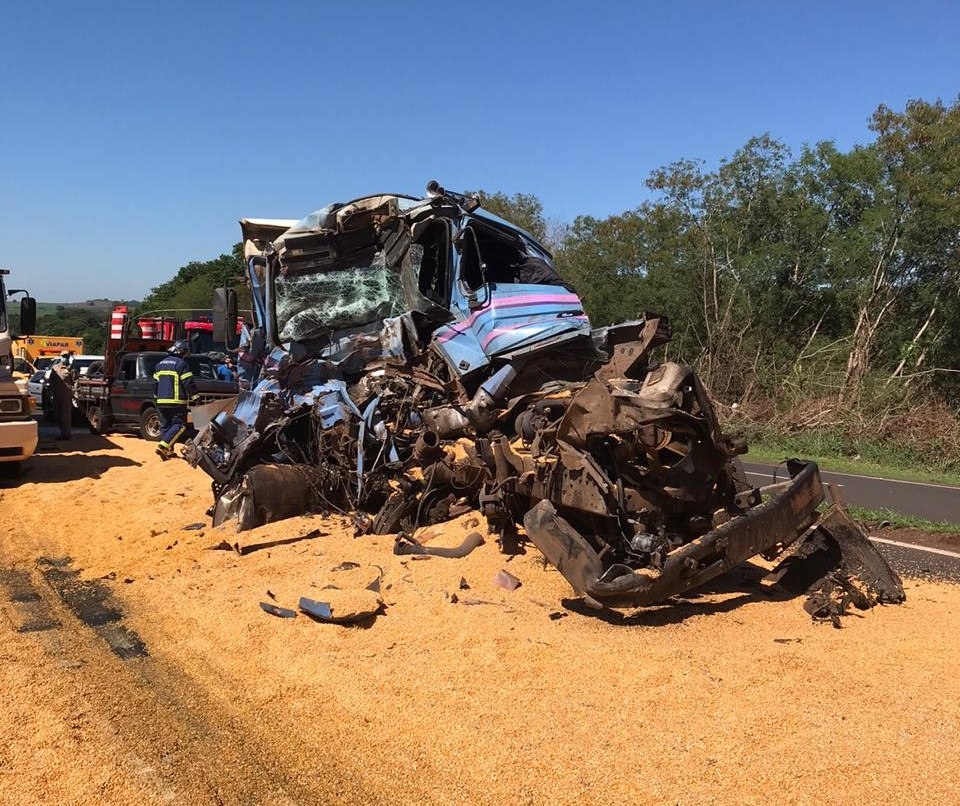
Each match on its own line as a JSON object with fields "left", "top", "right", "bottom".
{"left": 746, "top": 441, "right": 960, "bottom": 487}
{"left": 846, "top": 506, "right": 960, "bottom": 535}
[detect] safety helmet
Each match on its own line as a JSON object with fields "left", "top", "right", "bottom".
{"left": 168, "top": 340, "right": 190, "bottom": 357}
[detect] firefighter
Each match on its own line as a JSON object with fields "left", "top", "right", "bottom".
{"left": 49, "top": 350, "right": 76, "bottom": 440}
{"left": 152, "top": 340, "right": 197, "bottom": 460}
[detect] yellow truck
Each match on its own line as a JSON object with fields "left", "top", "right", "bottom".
{"left": 14, "top": 334, "right": 84, "bottom": 368}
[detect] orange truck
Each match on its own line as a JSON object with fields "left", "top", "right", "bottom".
{"left": 13, "top": 334, "right": 84, "bottom": 367}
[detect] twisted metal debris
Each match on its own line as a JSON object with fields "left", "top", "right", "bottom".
{"left": 184, "top": 184, "right": 905, "bottom": 615}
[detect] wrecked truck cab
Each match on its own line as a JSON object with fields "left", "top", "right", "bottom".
{"left": 186, "top": 183, "right": 904, "bottom": 617}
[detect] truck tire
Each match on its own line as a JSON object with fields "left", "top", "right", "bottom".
{"left": 86, "top": 405, "right": 111, "bottom": 435}
{"left": 139, "top": 406, "right": 163, "bottom": 441}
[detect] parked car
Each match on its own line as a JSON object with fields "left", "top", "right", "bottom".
{"left": 12, "top": 357, "right": 35, "bottom": 377}
{"left": 27, "top": 370, "right": 46, "bottom": 407}
{"left": 69, "top": 355, "right": 105, "bottom": 377}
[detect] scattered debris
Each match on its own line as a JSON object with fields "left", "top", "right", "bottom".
{"left": 332, "top": 561, "right": 361, "bottom": 571}
{"left": 299, "top": 591, "right": 383, "bottom": 625}
{"left": 493, "top": 569, "right": 522, "bottom": 592}
{"left": 458, "top": 576, "right": 470, "bottom": 590}
{"left": 548, "top": 611, "right": 567, "bottom": 621}
{"left": 182, "top": 522, "right": 206, "bottom": 531}
{"left": 394, "top": 531, "right": 484, "bottom": 558}
{"left": 353, "top": 512, "right": 373, "bottom": 535}
{"left": 233, "top": 529, "right": 327, "bottom": 556}
{"left": 770, "top": 507, "right": 905, "bottom": 626}
{"left": 298, "top": 597, "right": 332, "bottom": 620}
{"left": 260, "top": 602, "right": 297, "bottom": 619}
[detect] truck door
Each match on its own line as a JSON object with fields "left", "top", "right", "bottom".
{"left": 113, "top": 356, "right": 137, "bottom": 420}
{"left": 129, "top": 356, "right": 159, "bottom": 407}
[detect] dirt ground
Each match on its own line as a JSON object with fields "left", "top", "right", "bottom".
{"left": 1, "top": 432, "right": 959, "bottom": 805}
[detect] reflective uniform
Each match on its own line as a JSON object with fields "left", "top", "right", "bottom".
{"left": 152, "top": 354, "right": 197, "bottom": 458}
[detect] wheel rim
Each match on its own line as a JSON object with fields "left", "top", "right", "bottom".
{"left": 144, "top": 411, "right": 163, "bottom": 439}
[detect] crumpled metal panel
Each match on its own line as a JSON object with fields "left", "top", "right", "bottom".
{"left": 290, "top": 381, "right": 361, "bottom": 428}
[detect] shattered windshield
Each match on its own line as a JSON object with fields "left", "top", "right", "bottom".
{"left": 275, "top": 251, "right": 405, "bottom": 342}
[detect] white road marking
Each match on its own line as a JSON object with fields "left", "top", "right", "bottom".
{"left": 745, "top": 470, "right": 843, "bottom": 489}
{"left": 743, "top": 469, "right": 960, "bottom": 554}
{"left": 868, "top": 535, "right": 960, "bottom": 560}
{"left": 745, "top": 465, "right": 960, "bottom": 491}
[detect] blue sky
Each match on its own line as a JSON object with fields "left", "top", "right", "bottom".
{"left": 2, "top": 0, "right": 957, "bottom": 302}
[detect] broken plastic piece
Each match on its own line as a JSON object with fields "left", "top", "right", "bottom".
{"left": 298, "top": 597, "right": 332, "bottom": 620}
{"left": 259, "top": 602, "right": 297, "bottom": 619}
{"left": 298, "top": 593, "right": 384, "bottom": 624}
{"left": 493, "top": 569, "right": 522, "bottom": 592}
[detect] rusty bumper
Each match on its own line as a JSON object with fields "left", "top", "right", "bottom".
{"left": 524, "top": 459, "right": 825, "bottom": 608}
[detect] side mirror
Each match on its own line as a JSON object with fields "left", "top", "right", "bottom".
{"left": 19, "top": 297, "right": 36, "bottom": 335}
{"left": 213, "top": 288, "right": 238, "bottom": 345}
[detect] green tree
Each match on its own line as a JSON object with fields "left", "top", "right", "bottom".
{"left": 868, "top": 97, "right": 960, "bottom": 398}
{"left": 554, "top": 210, "right": 649, "bottom": 327}
{"left": 466, "top": 190, "right": 548, "bottom": 243}
{"left": 139, "top": 243, "right": 245, "bottom": 315}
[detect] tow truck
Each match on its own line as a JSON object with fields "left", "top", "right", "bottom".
{"left": 73, "top": 306, "right": 237, "bottom": 438}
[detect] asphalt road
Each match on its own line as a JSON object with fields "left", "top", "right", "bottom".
{"left": 871, "top": 537, "right": 960, "bottom": 584}
{"left": 742, "top": 460, "right": 960, "bottom": 525}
